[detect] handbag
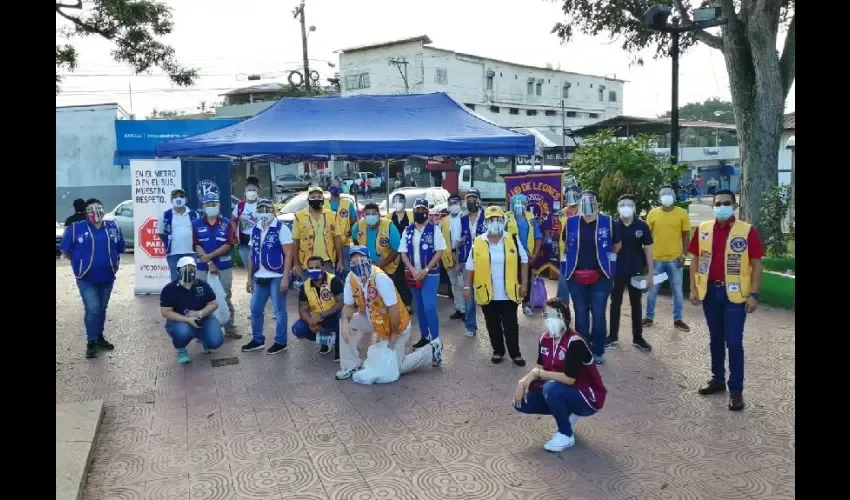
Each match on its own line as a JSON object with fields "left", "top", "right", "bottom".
{"left": 255, "top": 277, "right": 273, "bottom": 286}
{"left": 405, "top": 269, "right": 424, "bottom": 289}
{"left": 531, "top": 277, "right": 548, "bottom": 308}
{"left": 573, "top": 269, "right": 599, "bottom": 286}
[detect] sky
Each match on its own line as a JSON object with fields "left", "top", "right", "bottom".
{"left": 55, "top": 0, "right": 794, "bottom": 118}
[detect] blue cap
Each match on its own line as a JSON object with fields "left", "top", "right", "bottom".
{"left": 413, "top": 197, "right": 428, "bottom": 209}
{"left": 257, "top": 198, "right": 273, "bottom": 209}
{"left": 349, "top": 245, "right": 370, "bottom": 259}
{"left": 466, "top": 188, "right": 481, "bottom": 199}
{"left": 201, "top": 192, "right": 220, "bottom": 204}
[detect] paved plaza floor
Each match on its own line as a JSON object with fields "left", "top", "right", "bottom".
{"left": 57, "top": 255, "right": 795, "bottom": 500}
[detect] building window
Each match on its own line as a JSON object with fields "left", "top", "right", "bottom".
{"left": 344, "top": 72, "right": 370, "bottom": 90}
{"left": 535, "top": 82, "right": 542, "bottom": 96}
{"left": 545, "top": 110, "right": 557, "bottom": 116}
{"left": 490, "top": 106, "right": 500, "bottom": 113}
{"left": 527, "top": 82, "right": 534, "bottom": 95}
{"left": 465, "top": 103, "right": 476, "bottom": 110}
{"left": 500, "top": 72, "right": 503, "bottom": 77}
{"left": 509, "top": 108, "right": 519, "bottom": 115}
{"left": 609, "top": 91, "right": 617, "bottom": 102}
{"left": 566, "top": 111, "right": 577, "bottom": 118}
{"left": 435, "top": 68, "right": 448, "bottom": 85}
{"left": 526, "top": 110, "right": 538, "bottom": 116}
{"left": 562, "top": 84, "right": 570, "bottom": 98}
{"left": 486, "top": 76, "right": 493, "bottom": 90}
{"left": 589, "top": 113, "right": 600, "bottom": 118}
{"left": 589, "top": 84, "right": 593, "bottom": 88}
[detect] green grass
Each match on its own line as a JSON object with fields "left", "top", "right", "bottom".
{"left": 763, "top": 256, "right": 795, "bottom": 273}
{"left": 675, "top": 265, "right": 795, "bottom": 310}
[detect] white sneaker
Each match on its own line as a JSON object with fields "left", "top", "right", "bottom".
{"left": 523, "top": 306, "right": 534, "bottom": 316}
{"left": 431, "top": 338, "right": 443, "bottom": 367}
{"left": 569, "top": 414, "right": 579, "bottom": 431}
{"left": 465, "top": 329, "right": 476, "bottom": 338}
{"left": 335, "top": 367, "right": 359, "bottom": 380}
{"left": 543, "top": 432, "right": 576, "bottom": 452}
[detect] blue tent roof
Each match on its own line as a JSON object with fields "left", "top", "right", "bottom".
{"left": 155, "top": 92, "right": 535, "bottom": 160}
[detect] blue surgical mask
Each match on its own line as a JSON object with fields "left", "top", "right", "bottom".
{"left": 329, "top": 186, "right": 341, "bottom": 196}
{"left": 306, "top": 269, "right": 323, "bottom": 281}
{"left": 714, "top": 205, "right": 734, "bottom": 221}
{"left": 365, "top": 214, "right": 379, "bottom": 226}
{"left": 204, "top": 206, "right": 220, "bottom": 217}
{"left": 351, "top": 260, "right": 372, "bottom": 279}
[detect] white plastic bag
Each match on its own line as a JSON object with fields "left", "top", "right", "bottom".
{"left": 206, "top": 274, "right": 231, "bottom": 325}
{"left": 352, "top": 341, "right": 400, "bottom": 385}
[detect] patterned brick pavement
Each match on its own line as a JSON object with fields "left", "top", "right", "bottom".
{"left": 57, "top": 255, "right": 795, "bottom": 500}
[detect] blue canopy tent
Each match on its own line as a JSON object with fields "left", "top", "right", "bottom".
{"left": 155, "top": 92, "right": 535, "bottom": 160}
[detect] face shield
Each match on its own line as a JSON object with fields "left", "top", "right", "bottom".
{"left": 564, "top": 189, "right": 580, "bottom": 207}
{"left": 578, "top": 193, "right": 598, "bottom": 217}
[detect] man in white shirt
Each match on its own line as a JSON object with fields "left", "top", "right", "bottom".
{"left": 337, "top": 246, "right": 442, "bottom": 381}
{"left": 444, "top": 194, "right": 466, "bottom": 319}
{"left": 399, "top": 198, "right": 446, "bottom": 350}
{"left": 232, "top": 175, "right": 261, "bottom": 268}
{"left": 240, "top": 199, "right": 294, "bottom": 355}
{"left": 157, "top": 188, "right": 199, "bottom": 282}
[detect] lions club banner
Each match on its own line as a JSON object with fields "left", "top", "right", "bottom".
{"left": 503, "top": 171, "right": 563, "bottom": 276}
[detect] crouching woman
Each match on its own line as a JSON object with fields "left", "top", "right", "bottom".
{"left": 513, "top": 298, "right": 607, "bottom": 452}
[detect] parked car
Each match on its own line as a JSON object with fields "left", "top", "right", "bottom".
{"left": 276, "top": 191, "right": 359, "bottom": 230}
{"left": 387, "top": 187, "right": 451, "bottom": 221}
{"left": 275, "top": 174, "right": 311, "bottom": 193}
{"left": 103, "top": 200, "right": 134, "bottom": 250}
{"left": 56, "top": 222, "right": 65, "bottom": 256}
{"left": 356, "top": 199, "right": 387, "bottom": 217}
{"left": 342, "top": 172, "right": 383, "bottom": 192}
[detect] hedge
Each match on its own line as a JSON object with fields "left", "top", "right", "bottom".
{"left": 660, "top": 264, "right": 795, "bottom": 310}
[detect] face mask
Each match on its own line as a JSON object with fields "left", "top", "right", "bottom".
{"left": 329, "top": 186, "right": 341, "bottom": 196}
{"left": 546, "top": 318, "right": 565, "bottom": 337}
{"left": 513, "top": 205, "right": 526, "bottom": 216}
{"left": 308, "top": 198, "right": 324, "bottom": 210}
{"left": 660, "top": 195, "right": 675, "bottom": 207}
{"left": 246, "top": 190, "right": 259, "bottom": 201}
{"left": 306, "top": 269, "right": 323, "bottom": 281}
{"left": 204, "top": 206, "right": 220, "bottom": 217}
{"left": 179, "top": 266, "right": 196, "bottom": 286}
{"left": 714, "top": 205, "right": 734, "bottom": 221}
{"left": 449, "top": 204, "right": 461, "bottom": 215}
{"left": 413, "top": 212, "right": 428, "bottom": 224}
{"left": 351, "top": 259, "right": 372, "bottom": 280}
{"left": 467, "top": 201, "right": 479, "bottom": 213}
{"left": 258, "top": 213, "right": 273, "bottom": 225}
{"left": 365, "top": 214, "right": 379, "bottom": 226}
{"left": 172, "top": 197, "right": 186, "bottom": 208}
{"left": 618, "top": 206, "right": 634, "bottom": 219}
{"left": 393, "top": 201, "right": 405, "bottom": 212}
{"left": 86, "top": 204, "right": 104, "bottom": 224}
{"left": 487, "top": 220, "right": 504, "bottom": 235}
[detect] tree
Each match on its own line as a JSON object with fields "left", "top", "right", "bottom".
{"left": 552, "top": 0, "right": 795, "bottom": 228}
{"left": 569, "top": 129, "right": 687, "bottom": 216}
{"left": 56, "top": 0, "right": 197, "bottom": 94}
{"left": 658, "top": 97, "right": 735, "bottom": 123}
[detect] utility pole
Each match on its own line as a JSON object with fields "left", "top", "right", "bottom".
{"left": 561, "top": 99, "right": 566, "bottom": 169}
{"left": 388, "top": 58, "right": 409, "bottom": 94}
{"left": 293, "top": 1, "right": 311, "bottom": 94}
{"left": 670, "top": 29, "right": 680, "bottom": 164}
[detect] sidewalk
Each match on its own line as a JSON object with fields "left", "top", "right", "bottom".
{"left": 57, "top": 255, "right": 794, "bottom": 500}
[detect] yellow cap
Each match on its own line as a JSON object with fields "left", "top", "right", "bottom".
{"left": 484, "top": 205, "right": 505, "bottom": 219}
{"left": 307, "top": 185, "right": 323, "bottom": 194}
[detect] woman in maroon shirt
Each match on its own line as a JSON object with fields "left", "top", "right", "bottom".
{"left": 514, "top": 298, "right": 607, "bottom": 452}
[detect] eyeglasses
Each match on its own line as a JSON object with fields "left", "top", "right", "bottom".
{"left": 713, "top": 201, "right": 734, "bottom": 207}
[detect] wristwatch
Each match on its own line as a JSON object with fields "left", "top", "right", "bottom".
{"left": 749, "top": 292, "right": 760, "bottom": 301}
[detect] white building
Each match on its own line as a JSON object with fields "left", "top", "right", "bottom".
{"left": 338, "top": 35, "right": 625, "bottom": 131}
{"left": 778, "top": 112, "right": 794, "bottom": 186}
{"left": 56, "top": 103, "right": 131, "bottom": 222}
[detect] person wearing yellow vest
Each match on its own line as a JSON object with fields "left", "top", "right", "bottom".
{"left": 291, "top": 186, "right": 344, "bottom": 277}
{"left": 442, "top": 194, "right": 466, "bottom": 318}
{"left": 464, "top": 206, "right": 530, "bottom": 366}
{"left": 328, "top": 179, "right": 358, "bottom": 277}
{"left": 292, "top": 255, "right": 345, "bottom": 362}
{"left": 505, "top": 193, "right": 544, "bottom": 316}
{"left": 337, "top": 246, "right": 443, "bottom": 381}
{"left": 687, "top": 190, "right": 764, "bottom": 412}
{"left": 557, "top": 187, "right": 580, "bottom": 306}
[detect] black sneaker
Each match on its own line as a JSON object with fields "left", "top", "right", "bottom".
{"left": 729, "top": 392, "right": 745, "bottom": 411}
{"left": 241, "top": 340, "right": 265, "bottom": 352}
{"left": 85, "top": 342, "right": 98, "bottom": 359}
{"left": 641, "top": 319, "right": 654, "bottom": 328}
{"left": 266, "top": 343, "right": 288, "bottom": 355}
{"left": 512, "top": 357, "right": 527, "bottom": 367}
{"left": 604, "top": 337, "right": 619, "bottom": 348}
{"left": 449, "top": 310, "right": 464, "bottom": 320}
{"left": 412, "top": 338, "right": 430, "bottom": 349}
{"left": 95, "top": 337, "right": 115, "bottom": 350}
{"left": 632, "top": 338, "right": 652, "bottom": 352}
{"left": 674, "top": 320, "right": 691, "bottom": 332}
{"left": 318, "top": 344, "right": 331, "bottom": 355}
{"left": 698, "top": 379, "right": 727, "bottom": 396}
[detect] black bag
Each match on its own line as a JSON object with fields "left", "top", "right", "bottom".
{"left": 255, "top": 277, "right": 273, "bottom": 286}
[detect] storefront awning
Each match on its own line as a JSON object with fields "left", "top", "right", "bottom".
{"left": 113, "top": 119, "right": 240, "bottom": 165}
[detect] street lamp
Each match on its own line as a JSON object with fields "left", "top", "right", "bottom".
{"left": 645, "top": 5, "right": 728, "bottom": 164}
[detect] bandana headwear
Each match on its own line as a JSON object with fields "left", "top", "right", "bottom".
{"left": 349, "top": 245, "right": 372, "bottom": 280}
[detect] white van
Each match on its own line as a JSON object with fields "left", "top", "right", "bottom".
{"left": 458, "top": 163, "right": 569, "bottom": 200}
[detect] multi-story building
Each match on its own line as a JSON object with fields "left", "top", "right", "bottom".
{"left": 337, "top": 35, "right": 625, "bottom": 131}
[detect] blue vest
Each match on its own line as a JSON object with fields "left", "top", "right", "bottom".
{"left": 250, "top": 222, "right": 285, "bottom": 274}
{"left": 162, "top": 208, "right": 198, "bottom": 255}
{"left": 192, "top": 216, "right": 233, "bottom": 271}
{"left": 564, "top": 214, "right": 616, "bottom": 279}
{"left": 405, "top": 223, "right": 440, "bottom": 276}
{"left": 68, "top": 220, "right": 122, "bottom": 280}
{"left": 459, "top": 210, "right": 486, "bottom": 264}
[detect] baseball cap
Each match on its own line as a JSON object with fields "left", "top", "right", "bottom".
{"left": 466, "top": 188, "right": 481, "bottom": 199}
{"left": 413, "top": 198, "right": 429, "bottom": 209}
{"left": 349, "top": 245, "right": 370, "bottom": 259}
{"left": 484, "top": 205, "right": 505, "bottom": 219}
{"left": 176, "top": 256, "right": 197, "bottom": 268}
{"left": 257, "top": 199, "right": 273, "bottom": 209}
{"left": 307, "top": 185, "right": 323, "bottom": 195}
{"left": 171, "top": 188, "right": 186, "bottom": 197}
{"left": 201, "top": 192, "right": 220, "bottom": 204}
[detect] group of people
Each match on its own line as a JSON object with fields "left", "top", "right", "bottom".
{"left": 60, "top": 176, "right": 764, "bottom": 453}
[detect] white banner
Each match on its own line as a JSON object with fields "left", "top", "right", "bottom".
{"left": 130, "top": 159, "right": 182, "bottom": 294}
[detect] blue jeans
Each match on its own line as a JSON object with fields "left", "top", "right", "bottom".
{"left": 514, "top": 380, "right": 597, "bottom": 437}
{"left": 165, "top": 317, "right": 224, "bottom": 350}
{"left": 558, "top": 262, "right": 571, "bottom": 304}
{"left": 166, "top": 253, "right": 197, "bottom": 282}
{"left": 703, "top": 286, "right": 747, "bottom": 392}
{"left": 411, "top": 274, "right": 440, "bottom": 341}
{"left": 292, "top": 314, "right": 341, "bottom": 357}
{"left": 646, "top": 260, "right": 684, "bottom": 321}
{"left": 464, "top": 297, "right": 478, "bottom": 333}
{"left": 340, "top": 245, "right": 351, "bottom": 281}
{"left": 239, "top": 246, "right": 250, "bottom": 270}
{"left": 568, "top": 276, "right": 612, "bottom": 357}
{"left": 76, "top": 279, "right": 115, "bottom": 342}
{"left": 250, "top": 277, "right": 288, "bottom": 345}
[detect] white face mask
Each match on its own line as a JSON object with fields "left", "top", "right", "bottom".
{"left": 246, "top": 190, "right": 259, "bottom": 201}
{"left": 618, "top": 206, "right": 634, "bottom": 219}
{"left": 204, "top": 206, "right": 220, "bottom": 217}
{"left": 393, "top": 201, "right": 405, "bottom": 212}
{"left": 172, "top": 197, "right": 186, "bottom": 208}
{"left": 660, "top": 194, "right": 675, "bottom": 207}
{"left": 258, "top": 213, "right": 273, "bottom": 225}
{"left": 449, "top": 204, "right": 461, "bottom": 215}
{"left": 546, "top": 318, "right": 566, "bottom": 337}
{"left": 487, "top": 220, "right": 504, "bottom": 235}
